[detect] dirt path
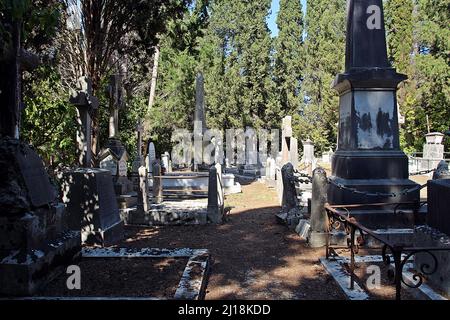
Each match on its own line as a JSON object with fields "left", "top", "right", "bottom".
{"left": 119, "top": 182, "right": 345, "bottom": 300}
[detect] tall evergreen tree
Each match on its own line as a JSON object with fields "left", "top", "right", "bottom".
{"left": 273, "top": 0, "right": 304, "bottom": 118}
{"left": 414, "top": 0, "right": 450, "bottom": 149}
{"left": 296, "top": 0, "right": 346, "bottom": 153}
{"left": 200, "top": 0, "right": 273, "bottom": 130}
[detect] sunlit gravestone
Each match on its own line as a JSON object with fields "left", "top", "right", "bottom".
{"left": 63, "top": 76, "right": 124, "bottom": 246}
{"left": 328, "top": 0, "right": 420, "bottom": 228}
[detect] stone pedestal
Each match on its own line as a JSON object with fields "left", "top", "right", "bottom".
{"left": 62, "top": 168, "right": 124, "bottom": 246}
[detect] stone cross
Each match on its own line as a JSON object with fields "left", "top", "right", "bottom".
{"left": 70, "top": 76, "right": 99, "bottom": 168}
{"left": 107, "top": 74, "right": 125, "bottom": 139}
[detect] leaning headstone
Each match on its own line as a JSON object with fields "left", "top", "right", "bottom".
{"left": 62, "top": 168, "right": 124, "bottom": 246}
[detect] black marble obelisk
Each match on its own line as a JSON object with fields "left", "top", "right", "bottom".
{"left": 328, "top": 0, "right": 420, "bottom": 228}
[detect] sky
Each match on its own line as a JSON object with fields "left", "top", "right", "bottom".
{"left": 267, "top": 0, "right": 307, "bottom": 37}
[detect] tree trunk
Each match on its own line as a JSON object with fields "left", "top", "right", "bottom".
{"left": 147, "top": 45, "right": 160, "bottom": 112}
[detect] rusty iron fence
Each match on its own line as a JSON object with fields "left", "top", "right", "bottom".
{"left": 324, "top": 202, "right": 450, "bottom": 300}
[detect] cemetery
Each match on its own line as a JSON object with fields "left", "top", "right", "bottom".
{"left": 0, "top": 0, "right": 449, "bottom": 303}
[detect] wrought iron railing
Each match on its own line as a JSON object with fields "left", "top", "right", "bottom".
{"left": 324, "top": 202, "right": 449, "bottom": 300}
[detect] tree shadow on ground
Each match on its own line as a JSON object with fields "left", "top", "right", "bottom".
{"left": 116, "top": 204, "right": 346, "bottom": 300}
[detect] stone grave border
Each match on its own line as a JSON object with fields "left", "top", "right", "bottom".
{"left": 4, "top": 247, "right": 210, "bottom": 301}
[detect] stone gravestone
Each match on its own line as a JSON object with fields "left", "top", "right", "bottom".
{"left": 65, "top": 77, "right": 124, "bottom": 246}
{"left": 290, "top": 137, "right": 299, "bottom": 170}
{"left": 301, "top": 139, "right": 315, "bottom": 165}
{"left": 62, "top": 168, "right": 124, "bottom": 246}
{"left": 328, "top": 0, "right": 419, "bottom": 228}
{"left": 281, "top": 116, "right": 293, "bottom": 165}
{"left": 69, "top": 76, "right": 99, "bottom": 168}
{"left": 193, "top": 72, "right": 208, "bottom": 171}
{"left": 0, "top": 16, "right": 79, "bottom": 295}
{"left": 276, "top": 163, "right": 302, "bottom": 227}
{"left": 99, "top": 74, "right": 133, "bottom": 196}
{"left": 207, "top": 164, "right": 224, "bottom": 224}
{"left": 146, "top": 141, "right": 156, "bottom": 175}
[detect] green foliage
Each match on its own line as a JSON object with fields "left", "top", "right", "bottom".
{"left": 273, "top": 0, "right": 304, "bottom": 118}
{"left": 21, "top": 66, "right": 78, "bottom": 166}
{"left": 294, "top": 0, "right": 346, "bottom": 155}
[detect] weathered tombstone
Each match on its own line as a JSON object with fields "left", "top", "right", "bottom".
{"left": 207, "top": 164, "right": 224, "bottom": 224}
{"left": 146, "top": 141, "right": 156, "bottom": 174}
{"left": 137, "top": 166, "right": 149, "bottom": 212}
{"left": 301, "top": 139, "right": 315, "bottom": 165}
{"left": 266, "top": 157, "right": 276, "bottom": 181}
{"left": 328, "top": 0, "right": 419, "bottom": 228}
{"left": 308, "top": 168, "right": 329, "bottom": 247}
{"left": 62, "top": 168, "right": 123, "bottom": 246}
{"left": 69, "top": 76, "right": 99, "bottom": 168}
{"left": 99, "top": 75, "right": 132, "bottom": 195}
{"left": 0, "top": 16, "right": 79, "bottom": 296}
{"left": 161, "top": 152, "right": 170, "bottom": 172}
{"left": 276, "top": 163, "right": 302, "bottom": 227}
{"left": 281, "top": 116, "right": 293, "bottom": 165}
{"left": 152, "top": 162, "right": 163, "bottom": 204}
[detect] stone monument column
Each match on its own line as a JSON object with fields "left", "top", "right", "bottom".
{"left": 328, "top": 0, "right": 419, "bottom": 228}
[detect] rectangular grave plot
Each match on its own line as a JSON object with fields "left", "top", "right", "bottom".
{"left": 31, "top": 248, "right": 210, "bottom": 300}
